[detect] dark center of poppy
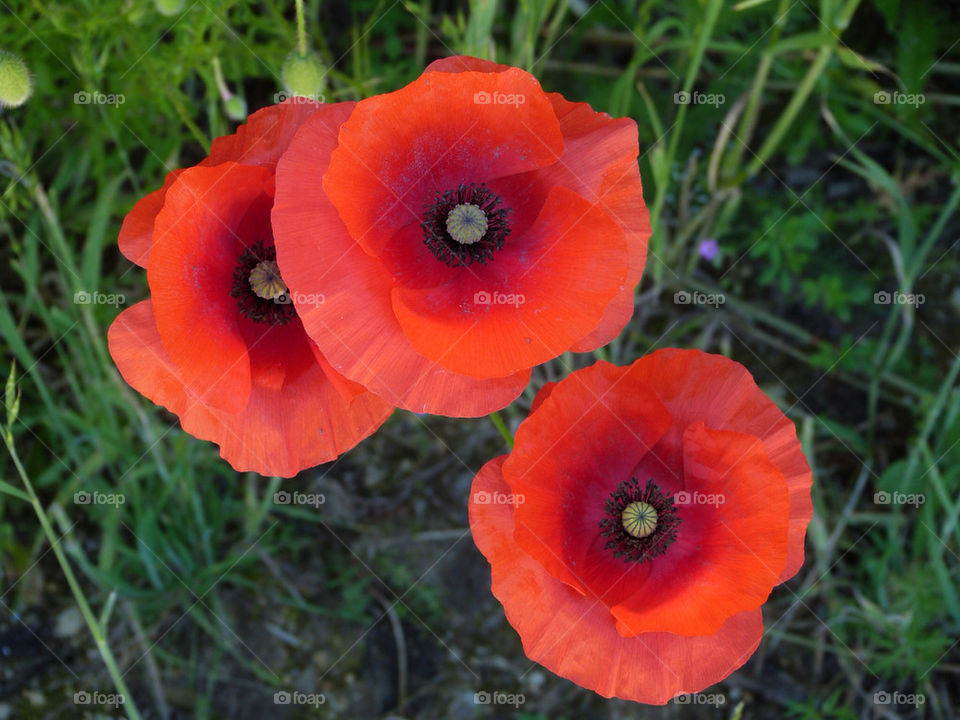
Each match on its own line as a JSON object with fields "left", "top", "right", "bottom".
{"left": 599, "top": 478, "right": 681, "bottom": 564}
{"left": 230, "top": 240, "right": 296, "bottom": 326}
{"left": 421, "top": 183, "right": 510, "bottom": 266}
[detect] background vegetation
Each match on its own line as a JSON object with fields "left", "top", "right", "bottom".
{"left": 1, "top": 0, "right": 958, "bottom": 717}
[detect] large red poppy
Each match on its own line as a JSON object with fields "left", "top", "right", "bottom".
{"left": 469, "top": 349, "right": 813, "bottom": 703}
{"left": 109, "top": 102, "right": 393, "bottom": 476}
{"left": 270, "top": 56, "right": 649, "bottom": 417}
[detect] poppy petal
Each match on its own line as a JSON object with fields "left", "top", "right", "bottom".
{"left": 118, "top": 169, "right": 185, "bottom": 268}
{"left": 118, "top": 100, "right": 323, "bottom": 269}
{"left": 610, "top": 422, "right": 790, "bottom": 637}
{"left": 108, "top": 300, "right": 392, "bottom": 477}
{"left": 272, "top": 105, "right": 531, "bottom": 416}
{"left": 147, "top": 162, "right": 275, "bottom": 414}
{"left": 498, "top": 94, "right": 650, "bottom": 352}
{"left": 470, "top": 456, "right": 764, "bottom": 705}
{"left": 208, "top": 98, "right": 323, "bottom": 167}
{"left": 629, "top": 349, "right": 813, "bottom": 583}
{"left": 391, "top": 186, "right": 628, "bottom": 378}
{"left": 422, "top": 55, "right": 513, "bottom": 75}
{"left": 322, "top": 68, "right": 565, "bottom": 257}
{"left": 503, "top": 361, "right": 672, "bottom": 593}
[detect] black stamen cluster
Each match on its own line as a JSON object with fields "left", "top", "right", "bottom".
{"left": 230, "top": 240, "right": 296, "bottom": 326}
{"left": 421, "top": 183, "right": 511, "bottom": 266}
{"left": 599, "top": 478, "right": 682, "bottom": 564}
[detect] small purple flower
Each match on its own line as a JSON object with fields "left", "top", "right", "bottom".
{"left": 698, "top": 238, "right": 720, "bottom": 261}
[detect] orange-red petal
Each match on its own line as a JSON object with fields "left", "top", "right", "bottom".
{"left": 108, "top": 300, "right": 392, "bottom": 477}
{"left": 629, "top": 349, "right": 813, "bottom": 583}
{"left": 118, "top": 169, "right": 186, "bottom": 269}
{"left": 322, "top": 68, "right": 565, "bottom": 258}
{"left": 418, "top": 58, "right": 650, "bottom": 352}
{"left": 610, "top": 423, "right": 790, "bottom": 637}
{"left": 470, "top": 456, "right": 764, "bottom": 704}
{"left": 118, "top": 100, "right": 323, "bottom": 269}
{"left": 271, "top": 104, "right": 531, "bottom": 416}
{"left": 147, "top": 162, "right": 276, "bottom": 414}
{"left": 391, "top": 186, "right": 627, "bottom": 378}
{"left": 503, "top": 361, "right": 672, "bottom": 593}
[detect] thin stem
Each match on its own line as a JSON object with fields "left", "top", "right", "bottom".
{"left": 489, "top": 411, "right": 514, "bottom": 449}
{"left": 2, "top": 430, "right": 143, "bottom": 720}
{"left": 295, "top": 0, "right": 307, "bottom": 56}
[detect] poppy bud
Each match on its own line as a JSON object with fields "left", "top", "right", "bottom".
{"left": 223, "top": 95, "right": 247, "bottom": 121}
{"left": 0, "top": 51, "right": 32, "bottom": 109}
{"left": 153, "top": 0, "right": 184, "bottom": 16}
{"left": 281, "top": 51, "right": 325, "bottom": 99}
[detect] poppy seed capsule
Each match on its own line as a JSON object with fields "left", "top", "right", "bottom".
{"left": 445, "top": 203, "right": 488, "bottom": 245}
{"left": 248, "top": 260, "right": 287, "bottom": 301}
{"left": 600, "top": 477, "right": 681, "bottom": 563}
{"left": 231, "top": 241, "right": 296, "bottom": 326}
{"left": 621, "top": 501, "right": 657, "bottom": 538}
{"left": 0, "top": 51, "right": 32, "bottom": 109}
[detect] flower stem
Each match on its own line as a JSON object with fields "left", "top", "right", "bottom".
{"left": 294, "top": 0, "right": 307, "bottom": 56}
{"left": 489, "top": 411, "right": 514, "bottom": 449}
{"left": 3, "top": 384, "right": 143, "bottom": 719}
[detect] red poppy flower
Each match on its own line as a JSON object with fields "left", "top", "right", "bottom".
{"left": 469, "top": 349, "right": 813, "bottom": 704}
{"left": 270, "top": 56, "right": 649, "bottom": 417}
{"left": 109, "top": 103, "right": 393, "bottom": 476}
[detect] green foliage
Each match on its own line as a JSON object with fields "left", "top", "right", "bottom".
{"left": 0, "top": 0, "right": 958, "bottom": 718}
